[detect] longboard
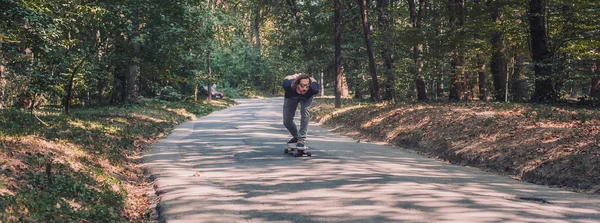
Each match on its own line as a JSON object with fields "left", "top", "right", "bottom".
{"left": 284, "top": 146, "right": 311, "bottom": 157}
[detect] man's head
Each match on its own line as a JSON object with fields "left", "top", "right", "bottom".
{"left": 294, "top": 74, "right": 311, "bottom": 95}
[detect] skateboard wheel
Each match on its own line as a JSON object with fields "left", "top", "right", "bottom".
{"left": 306, "top": 152, "right": 311, "bottom": 157}
{"left": 284, "top": 148, "right": 289, "bottom": 154}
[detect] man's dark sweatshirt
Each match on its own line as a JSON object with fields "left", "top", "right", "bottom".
{"left": 282, "top": 78, "right": 320, "bottom": 99}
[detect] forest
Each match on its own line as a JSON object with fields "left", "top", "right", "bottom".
{"left": 1, "top": 0, "right": 599, "bottom": 222}
{"left": 1, "top": 0, "right": 599, "bottom": 110}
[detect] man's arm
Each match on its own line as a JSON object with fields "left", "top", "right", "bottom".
{"left": 308, "top": 77, "right": 319, "bottom": 95}
{"left": 282, "top": 74, "right": 299, "bottom": 92}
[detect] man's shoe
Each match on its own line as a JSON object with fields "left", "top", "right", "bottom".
{"left": 295, "top": 140, "right": 307, "bottom": 149}
{"left": 287, "top": 137, "right": 298, "bottom": 147}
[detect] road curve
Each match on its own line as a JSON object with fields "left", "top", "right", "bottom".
{"left": 144, "top": 97, "right": 600, "bottom": 222}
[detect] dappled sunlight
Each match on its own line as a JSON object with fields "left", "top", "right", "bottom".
{"left": 315, "top": 104, "right": 368, "bottom": 124}
{"left": 130, "top": 113, "right": 170, "bottom": 123}
{"left": 165, "top": 108, "right": 197, "bottom": 119}
{"left": 144, "top": 98, "right": 600, "bottom": 222}
{"left": 69, "top": 119, "right": 122, "bottom": 134}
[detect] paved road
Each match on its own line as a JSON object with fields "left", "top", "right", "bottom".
{"left": 144, "top": 98, "right": 600, "bottom": 222}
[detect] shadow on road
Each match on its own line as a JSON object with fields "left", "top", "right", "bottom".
{"left": 144, "top": 98, "right": 600, "bottom": 222}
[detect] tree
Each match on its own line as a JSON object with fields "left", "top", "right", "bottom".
{"left": 378, "top": 0, "right": 396, "bottom": 103}
{"left": 334, "top": 0, "right": 342, "bottom": 108}
{"left": 0, "top": 34, "right": 6, "bottom": 108}
{"left": 448, "top": 0, "right": 466, "bottom": 101}
{"left": 408, "top": 0, "right": 428, "bottom": 101}
{"left": 358, "top": 0, "right": 380, "bottom": 101}
{"left": 489, "top": 2, "right": 508, "bottom": 102}
{"left": 528, "top": 0, "right": 556, "bottom": 102}
{"left": 592, "top": 49, "right": 600, "bottom": 98}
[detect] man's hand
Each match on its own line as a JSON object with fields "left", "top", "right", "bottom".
{"left": 285, "top": 73, "right": 301, "bottom": 80}
{"left": 291, "top": 78, "right": 300, "bottom": 89}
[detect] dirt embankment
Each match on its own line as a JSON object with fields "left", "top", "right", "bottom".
{"left": 311, "top": 98, "right": 600, "bottom": 194}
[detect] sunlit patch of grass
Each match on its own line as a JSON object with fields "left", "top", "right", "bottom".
{"left": 130, "top": 113, "right": 168, "bottom": 123}
{"left": 0, "top": 176, "right": 7, "bottom": 191}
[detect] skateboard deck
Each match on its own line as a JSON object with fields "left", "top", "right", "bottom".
{"left": 284, "top": 146, "right": 311, "bottom": 157}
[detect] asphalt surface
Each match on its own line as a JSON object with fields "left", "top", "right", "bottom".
{"left": 144, "top": 97, "right": 600, "bottom": 222}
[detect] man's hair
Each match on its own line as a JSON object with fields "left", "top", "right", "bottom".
{"left": 296, "top": 74, "right": 311, "bottom": 82}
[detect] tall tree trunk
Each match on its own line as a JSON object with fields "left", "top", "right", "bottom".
{"left": 64, "top": 59, "right": 86, "bottom": 114}
{"left": 378, "top": 0, "right": 396, "bottom": 103}
{"left": 477, "top": 53, "right": 487, "bottom": 101}
{"left": 417, "top": 2, "right": 427, "bottom": 101}
{"left": 511, "top": 54, "right": 528, "bottom": 101}
{"left": 320, "top": 70, "right": 325, "bottom": 97}
{"left": 0, "top": 55, "right": 5, "bottom": 109}
{"left": 474, "top": 0, "right": 487, "bottom": 101}
{"left": 253, "top": 4, "right": 264, "bottom": 85}
{"left": 334, "top": 0, "right": 342, "bottom": 108}
{"left": 408, "top": 0, "right": 428, "bottom": 101}
{"left": 341, "top": 73, "right": 349, "bottom": 97}
{"left": 448, "top": 0, "right": 465, "bottom": 101}
{"left": 207, "top": 51, "right": 212, "bottom": 103}
{"left": 358, "top": 0, "right": 380, "bottom": 101}
{"left": 591, "top": 49, "right": 600, "bottom": 98}
{"left": 592, "top": 77, "right": 600, "bottom": 99}
{"left": 127, "top": 6, "right": 140, "bottom": 103}
{"left": 490, "top": 7, "right": 507, "bottom": 102}
{"left": 436, "top": 64, "right": 444, "bottom": 100}
{"left": 194, "top": 70, "right": 200, "bottom": 102}
{"left": 528, "top": 0, "right": 556, "bottom": 102}
{"left": 253, "top": 6, "right": 262, "bottom": 56}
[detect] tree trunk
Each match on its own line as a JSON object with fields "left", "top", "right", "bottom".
{"left": 528, "top": 0, "right": 556, "bottom": 102}
{"left": 127, "top": 7, "right": 140, "bottom": 103}
{"left": 207, "top": 51, "right": 212, "bottom": 103}
{"left": 334, "top": 0, "right": 342, "bottom": 108}
{"left": 358, "top": 0, "right": 380, "bottom": 101}
{"left": 511, "top": 54, "right": 528, "bottom": 102}
{"left": 64, "top": 59, "right": 86, "bottom": 114}
{"left": 490, "top": 8, "right": 507, "bottom": 102}
{"left": 378, "top": 0, "right": 396, "bottom": 103}
{"left": 436, "top": 80, "right": 443, "bottom": 99}
{"left": 355, "top": 73, "right": 365, "bottom": 99}
{"left": 253, "top": 6, "right": 262, "bottom": 56}
{"left": 194, "top": 70, "right": 199, "bottom": 102}
{"left": 320, "top": 70, "right": 325, "bottom": 97}
{"left": 342, "top": 73, "right": 349, "bottom": 97}
{"left": 478, "top": 53, "right": 487, "bottom": 101}
{"left": 416, "top": 0, "right": 427, "bottom": 101}
{"left": 407, "top": 0, "right": 424, "bottom": 99}
{"left": 408, "top": 0, "right": 428, "bottom": 101}
{"left": 592, "top": 49, "right": 600, "bottom": 98}
{"left": 592, "top": 77, "right": 600, "bottom": 99}
{"left": 0, "top": 55, "right": 5, "bottom": 109}
{"left": 98, "top": 71, "right": 108, "bottom": 104}
{"left": 448, "top": 0, "right": 465, "bottom": 101}
{"left": 252, "top": 4, "right": 264, "bottom": 86}
{"left": 474, "top": 0, "right": 486, "bottom": 101}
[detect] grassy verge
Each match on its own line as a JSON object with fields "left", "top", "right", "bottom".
{"left": 311, "top": 98, "right": 600, "bottom": 194}
{"left": 0, "top": 99, "right": 233, "bottom": 222}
